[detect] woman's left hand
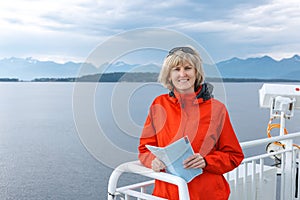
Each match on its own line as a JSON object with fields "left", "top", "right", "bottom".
{"left": 183, "top": 153, "right": 206, "bottom": 169}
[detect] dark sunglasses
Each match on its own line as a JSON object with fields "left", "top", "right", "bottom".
{"left": 167, "top": 47, "right": 195, "bottom": 57}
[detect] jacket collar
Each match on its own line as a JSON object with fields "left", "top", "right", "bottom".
{"left": 168, "top": 82, "right": 214, "bottom": 104}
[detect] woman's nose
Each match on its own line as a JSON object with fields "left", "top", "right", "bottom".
{"left": 179, "top": 68, "right": 186, "bottom": 76}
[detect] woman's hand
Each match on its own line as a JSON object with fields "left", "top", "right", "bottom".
{"left": 183, "top": 153, "right": 206, "bottom": 169}
{"left": 151, "top": 157, "right": 166, "bottom": 172}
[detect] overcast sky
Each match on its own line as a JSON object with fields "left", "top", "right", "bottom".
{"left": 0, "top": 0, "right": 299, "bottom": 63}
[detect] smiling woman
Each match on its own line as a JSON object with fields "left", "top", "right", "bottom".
{"left": 161, "top": 46, "right": 204, "bottom": 94}
{"left": 169, "top": 61, "right": 196, "bottom": 94}
{"left": 158, "top": 46, "right": 205, "bottom": 92}
{"left": 138, "top": 46, "right": 244, "bottom": 200}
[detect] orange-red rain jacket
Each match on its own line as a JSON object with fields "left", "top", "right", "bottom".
{"left": 138, "top": 83, "right": 244, "bottom": 200}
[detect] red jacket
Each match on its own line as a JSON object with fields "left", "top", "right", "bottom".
{"left": 138, "top": 84, "right": 244, "bottom": 200}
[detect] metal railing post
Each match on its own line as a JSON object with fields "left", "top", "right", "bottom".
{"left": 281, "top": 139, "right": 294, "bottom": 200}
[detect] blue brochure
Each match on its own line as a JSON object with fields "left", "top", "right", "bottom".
{"left": 146, "top": 136, "right": 202, "bottom": 182}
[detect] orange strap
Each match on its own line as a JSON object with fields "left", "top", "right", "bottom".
{"left": 267, "top": 117, "right": 300, "bottom": 149}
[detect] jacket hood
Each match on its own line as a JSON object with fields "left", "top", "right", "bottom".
{"left": 168, "top": 82, "right": 214, "bottom": 102}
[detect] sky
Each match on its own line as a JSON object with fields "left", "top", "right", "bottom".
{"left": 0, "top": 0, "right": 300, "bottom": 64}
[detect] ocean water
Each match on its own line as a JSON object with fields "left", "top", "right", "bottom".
{"left": 0, "top": 82, "right": 300, "bottom": 199}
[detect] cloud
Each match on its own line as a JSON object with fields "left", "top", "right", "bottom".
{"left": 0, "top": 0, "right": 299, "bottom": 62}
{"left": 166, "top": 0, "right": 300, "bottom": 60}
{"left": 227, "top": 0, "right": 300, "bottom": 59}
{"left": 0, "top": 0, "right": 110, "bottom": 62}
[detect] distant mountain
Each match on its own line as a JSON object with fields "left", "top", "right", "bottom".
{"left": 216, "top": 55, "right": 300, "bottom": 80}
{"left": 102, "top": 61, "right": 160, "bottom": 73}
{"left": 0, "top": 55, "right": 300, "bottom": 81}
{"left": 0, "top": 57, "right": 97, "bottom": 81}
{"left": 0, "top": 57, "right": 160, "bottom": 81}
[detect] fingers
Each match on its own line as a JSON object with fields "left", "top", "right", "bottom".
{"left": 151, "top": 158, "right": 166, "bottom": 172}
{"left": 183, "top": 153, "right": 206, "bottom": 169}
{"left": 151, "top": 154, "right": 205, "bottom": 172}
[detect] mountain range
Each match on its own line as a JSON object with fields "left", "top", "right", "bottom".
{"left": 0, "top": 55, "right": 300, "bottom": 81}
{"left": 216, "top": 55, "right": 300, "bottom": 80}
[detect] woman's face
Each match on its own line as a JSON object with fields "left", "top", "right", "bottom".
{"left": 169, "top": 60, "right": 196, "bottom": 94}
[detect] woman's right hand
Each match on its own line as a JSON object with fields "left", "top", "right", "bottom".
{"left": 151, "top": 157, "right": 166, "bottom": 172}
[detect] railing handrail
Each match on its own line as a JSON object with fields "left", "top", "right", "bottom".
{"left": 108, "top": 160, "right": 190, "bottom": 200}
{"left": 240, "top": 131, "right": 300, "bottom": 149}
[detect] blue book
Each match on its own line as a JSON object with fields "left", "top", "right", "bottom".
{"left": 146, "top": 136, "right": 202, "bottom": 182}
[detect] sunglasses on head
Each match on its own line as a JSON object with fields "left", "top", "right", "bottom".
{"left": 167, "top": 47, "right": 195, "bottom": 57}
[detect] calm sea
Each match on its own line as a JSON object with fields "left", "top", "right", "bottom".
{"left": 0, "top": 82, "right": 299, "bottom": 199}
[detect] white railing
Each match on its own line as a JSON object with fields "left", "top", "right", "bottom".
{"left": 227, "top": 132, "right": 300, "bottom": 200}
{"left": 107, "top": 161, "right": 189, "bottom": 200}
{"left": 107, "top": 132, "right": 300, "bottom": 200}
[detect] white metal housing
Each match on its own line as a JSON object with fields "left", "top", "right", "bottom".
{"left": 259, "top": 83, "right": 300, "bottom": 109}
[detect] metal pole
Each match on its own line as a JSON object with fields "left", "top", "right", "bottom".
{"left": 280, "top": 111, "right": 286, "bottom": 136}
{"left": 281, "top": 139, "right": 294, "bottom": 200}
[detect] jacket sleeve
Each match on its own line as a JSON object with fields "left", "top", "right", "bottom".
{"left": 203, "top": 107, "right": 244, "bottom": 175}
{"left": 138, "top": 109, "right": 158, "bottom": 168}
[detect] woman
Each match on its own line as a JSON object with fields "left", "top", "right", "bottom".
{"left": 138, "top": 46, "right": 244, "bottom": 200}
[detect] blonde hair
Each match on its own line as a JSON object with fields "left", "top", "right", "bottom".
{"left": 158, "top": 46, "right": 205, "bottom": 90}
